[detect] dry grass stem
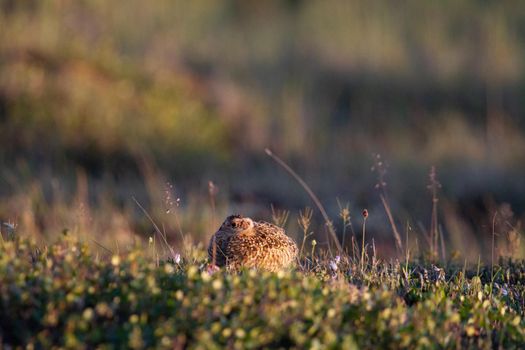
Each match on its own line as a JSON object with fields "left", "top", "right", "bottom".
{"left": 132, "top": 196, "right": 177, "bottom": 261}
{"left": 428, "top": 166, "right": 442, "bottom": 259}
{"left": 298, "top": 207, "right": 313, "bottom": 259}
{"left": 372, "top": 154, "right": 403, "bottom": 253}
{"left": 265, "top": 148, "right": 343, "bottom": 255}
{"left": 271, "top": 205, "right": 290, "bottom": 228}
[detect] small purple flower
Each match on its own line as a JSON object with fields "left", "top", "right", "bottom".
{"left": 329, "top": 260, "right": 338, "bottom": 272}
{"left": 174, "top": 253, "right": 181, "bottom": 264}
{"left": 207, "top": 264, "right": 220, "bottom": 274}
{"left": 499, "top": 283, "right": 509, "bottom": 296}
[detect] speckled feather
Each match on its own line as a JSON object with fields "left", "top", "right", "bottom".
{"left": 208, "top": 216, "right": 298, "bottom": 272}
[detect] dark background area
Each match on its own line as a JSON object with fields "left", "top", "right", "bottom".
{"left": 1, "top": 0, "right": 524, "bottom": 260}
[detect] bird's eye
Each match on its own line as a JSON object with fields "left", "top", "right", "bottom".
{"left": 231, "top": 222, "right": 237, "bottom": 228}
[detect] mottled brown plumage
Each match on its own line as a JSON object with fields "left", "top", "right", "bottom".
{"left": 208, "top": 215, "right": 298, "bottom": 272}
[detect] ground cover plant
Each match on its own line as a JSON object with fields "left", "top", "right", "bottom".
{"left": 1, "top": 233, "right": 524, "bottom": 349}
{"left": 2, "top": 0, "right": 525, "bottom": 251}
{"left": 2, "top": 1, "right": 525, "bottom": 349}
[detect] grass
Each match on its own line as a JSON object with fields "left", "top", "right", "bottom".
{"left": 1, "top": 0, "right": 525, "bottom": 259}
{"left": 1, "top": 234, "right": 524, "bottom": 349}
{"left": 1, "top": 136, "right": 523, "bottom": 348}
{"left": 1, "top": 1, "right": 525, "bottom": 347}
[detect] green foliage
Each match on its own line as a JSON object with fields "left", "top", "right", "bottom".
{"left": 0, "top": 0, "right": 230, "bottom": 172}
{"left": 1, "top": 0, "right": 525, "bottom": 252}
{"left": 1, "top": 237, "right": 524, "bottom": 349}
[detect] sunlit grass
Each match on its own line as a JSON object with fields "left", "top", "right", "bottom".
{"left": 1, "top": 2, "right": 525, "bottom": 346}
{"left": 1, "top": 234, "right": 524, "bottom": 348}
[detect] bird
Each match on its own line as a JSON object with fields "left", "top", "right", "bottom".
{"left": 208, "top": 214, "right": 298, "bottom": 272}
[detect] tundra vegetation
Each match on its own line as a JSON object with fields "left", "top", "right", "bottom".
{"left": 1, "top": 1, "right": 525, "bottom": 348}
{"left": 1, "top": 231, "right": 524, "bottom": 349}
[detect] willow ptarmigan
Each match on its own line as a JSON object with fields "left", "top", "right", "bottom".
{"left": 208, "top": 214, "right": 298, "bottom": 272}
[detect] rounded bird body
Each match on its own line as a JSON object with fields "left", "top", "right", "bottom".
{"left": 208, "top": 215, "right": 298, "bottom": 272}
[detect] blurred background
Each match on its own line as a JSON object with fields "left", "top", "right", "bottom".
{"left": 1, "top": 0, "right": 524, "bottom": 260}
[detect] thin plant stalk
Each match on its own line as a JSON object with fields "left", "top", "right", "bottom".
{"left": 491, "top": 212, "right": 498, "bottom": 283}
{"left": 337, "top": 199, "right": 354, "bottom": 250}
{"left": 91, "top": 239, "right": 114, "bottom": 255}
{"left": 133, "top": 196, "right": 177, "bottom": 261}
{"left": 298, "top": 207, "right": 313, "bottom": 259}
{"left": 404, "top": 221, "right": 410, "bottom": 280}
{"left": 439, "top": 225, "right": 446, "bottom": 261}
{"left": 265, "top": 148, "right": 342, "bottom": 255}
{"left": 311, "top": 240, "right": 317, "bottom": 262}
{"left": 372, "top": 154, "right": 403, "bottom": 253}
{"left": 361, "top": 211, "right": 368, "bottom": 272}
{"left": 208, "top": 181, "right": 217, "bottom": 233}
{"left": 428, "top": 166, "right": 442, "bottom": 259}
{"left": 380, "top": 194, "right": 403, "bottom": 252}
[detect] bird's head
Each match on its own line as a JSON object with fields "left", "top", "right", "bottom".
{"left": 221, "top": 214, "right": 254, "bottom": 233}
